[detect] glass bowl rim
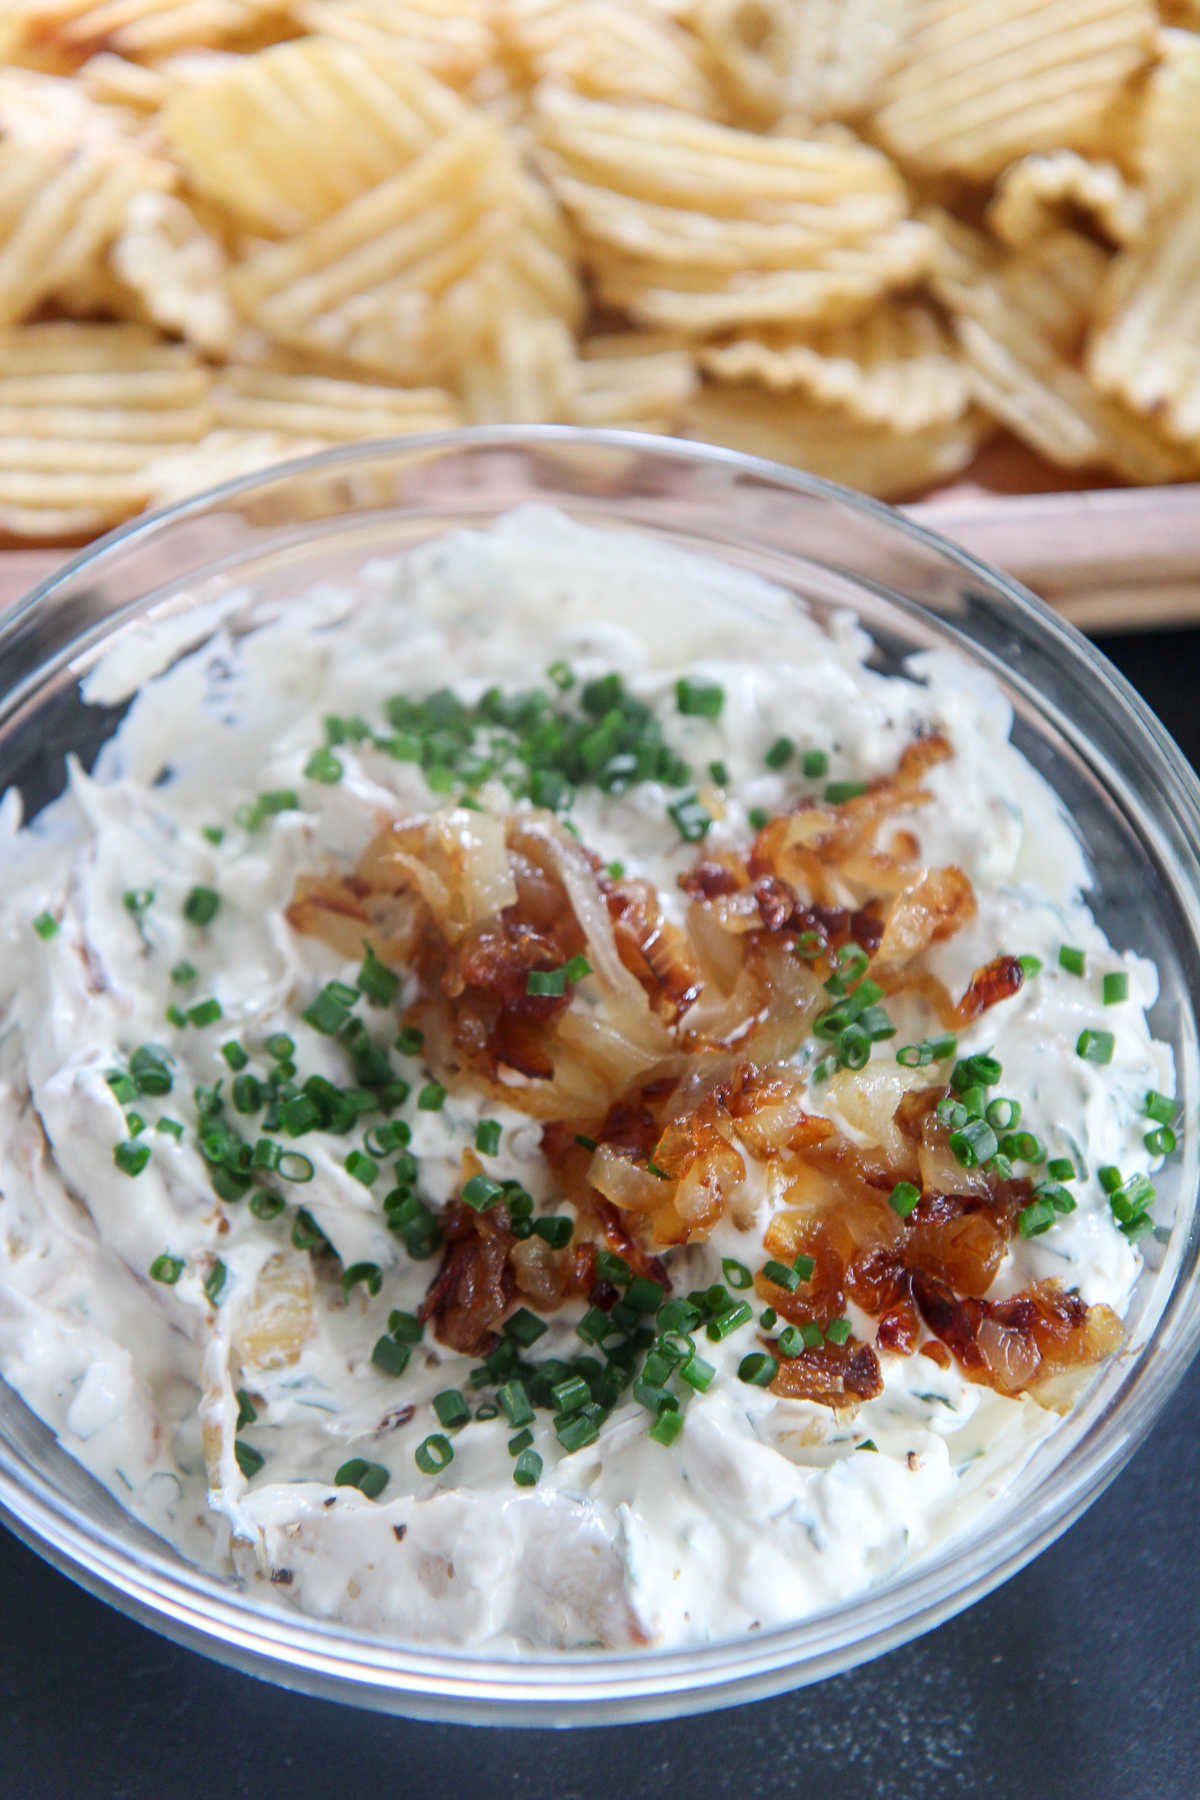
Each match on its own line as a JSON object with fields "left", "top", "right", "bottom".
{"left": 1, "top": 424, "right": 1199, "bottom": 1723}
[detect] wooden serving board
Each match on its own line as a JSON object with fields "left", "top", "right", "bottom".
{"left": 1, "top": 451, "right": 1197, "bottom": 634}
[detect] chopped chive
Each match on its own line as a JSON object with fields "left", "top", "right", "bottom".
{"left": 170, "top": 960, "right": 197, "bottom": 985}
{"left": 802, "top": 748, "right": 828, "bottom": 779}
{"left": 32, "top": 911, "right": 58, "bottom": 940}
{"left": 156, "top": 1117, "right": 185, "bottom": 1140}
{"left": 183, "top": 886, "right": 220, "bottom": 926}
{"left": 747, "top": 806, "right": 770, "bottom": 831}
{"left": 388, "top": 1310, "right": 423, "bottom": 1343}
{"left": 675, "top": 678, "right": 724, "bottom": 718}
{"left": 763, "top": 1258, "right": 800, "bottom": 1293}
{"left": 235, "top": 1389, "right": 258, "bottom": 1430}
{"left": 533, "top": 1215, "right": 573, "bottom": 1248}
{"left": 114, "top": 1140, "right": 150, "bottom": 1177}
{"left": 1144, "top": 1090, "right": 1174, "bottom": 1125}
{"left": 512, "top": 1448, "right": 543, "bottom": 1486}
{"left": 344, "top": 1150, "right": 379, "bottom": 1187}
{"left": 668, "top": 793, "right": 712, "bottom": 843}
{"left": 576, "top": 1305, "right": 615, "bottom": 1345}
{"left": 799, "top": 1321, "right": 824, "bottom": 1350}
{"left": 504, "top": 1308, "right": 548, "bottom": 1347}
{"left": 764, "top": 735, "right": 794, "bottom": 770}
{"left": 335, "top": 1458, "right": 390, "bottom": 1498}
{"left": 203, "top": 1261, "right": 227, "bottom": 1305}
{"left": 105, "top": 1071, "right": 136, "bottom": 1104}
{"left": 417, "top": 1081, "right": 446, "bottom": 1111}
{"left": 706, "top": 1301, "right": 753, "bottom": 1342}
{"left": 738, "top": 1351, "right": 778, "bottom": 1387}
{"left": 951, "top": 1053, "right": 1002, "bottom": 1091}
{"left": 497, "top": 1380, "right": 534, "bottom": 1428}
{"left": 547, "top": 659, "right": 574, "bottom": 691}
{"left": 220, "top": 1040, "right": 249, "bottom": 1072}
{"left": 507, "top": 1429, "right": 533, "bottom": 1455}
{"left": 1046, "top": 1157, "right": 1076, "bottom": 1182}
{"left": 304, "top": 746, "right": 343, "bottom": 785}
{"left": 357, "top": 943, "right": 400, "bottom": 1006}
{"left": 1017, "top": 1198, "right": 1056, "bottom": 1237}
{"left": 824, "top": 780, "right": 868, "bottom": 804}
{"left": 248, "top": 1191, "right": 285, "bottom": 1220}
{"left": 234, "top": 1441, "right": 264, "bottom": 1479}
{"left": 342, "top": 1261, "right": 382, "bottom": 1300}
{"left": 129, "top": 1044, "right": 173, "bottom": 1096}
{"left": 124, "top": 1112, "right": 147, "bottom": 1137}
{"left": 793, "top": 1253, "right": 816, "bottom": 1282}
{"left": 984, "top": 1096, "right": 1020, "bottom": 1131}
{"left": 149, "top": 1253, "right": 183, "bottom": 1284}
{"left": 123, "top": 888, "right": 154, "bottom": 915}
{"left": 474, "top": 1119, "right": 502, "bottom": 1155}
{"left": 302, "top": 981, "right": 357, "bottom": 1035}
{"left": 889, "top": 1180, "right": 921, "bottom": 1219}
{"left": 1144, "top": 1126, "right": 1177, "bottom": 1156}
{"left": 433, "top": 1389, "right": 470, "bottom": 1430}
{"left": 461, "top": 1173, "right": 504, "bottom": 1212}
{"left": 187, "top": 998, "right": 223, "bottom": 1028}
{"left": 1058, "top": 945, "right": 1086, "bottom": 976}
{"left": 1076, "top": 1029, "right": 1115, "bottom": 1066}
{"left": 551, "top": 1374, "right": 591, "bottom": 1416}
{"left": 371, "top": 1335, "right": 411, "bottom": 1377}
{"left": 557, "top": 1413, "right": 601, "bottom": 1453}
{"left": 165, "top": 1004, "right": 187, "bottom": 1028}
{"left": 721, "top": 1257, "right": 752, "bottom": 1291}
{"left": 1102, "top": 971, "right": 1129, "bottom": 1005}
{"left": 707, "top": 760, "right": 729, "bottom": 787}
{"left": 648, "top": 1410, "right": 683, "bottom": 1447}
{"left": 776, "top": 1325, "right": 805, "bottom": 1358}
{"left": 278, "top": 1152, "right": 314, "bottom": 1184}
{"left": 949, "top": 1118, "right": 999, "bottom": 1168}
{"left": 394, "top": 1025, "right": 424, "bottom": 1056}
{"left": 999, "top": 1130, "right": 1045, "bottom": 1164}
{"left": 825, "top": 1318, "right": 852, "bottom": 1346}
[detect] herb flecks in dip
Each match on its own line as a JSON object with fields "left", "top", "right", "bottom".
{"left": 0, "top": 510, "right": 1177, "bottom": 1650}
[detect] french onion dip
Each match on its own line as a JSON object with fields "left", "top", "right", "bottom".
{"left": 0, "top": 508, "right": 1177, "bottom": 1651}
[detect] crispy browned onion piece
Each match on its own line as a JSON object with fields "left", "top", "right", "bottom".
{"left": 290, "top": 736, "right": 1120, "bottom": 1404}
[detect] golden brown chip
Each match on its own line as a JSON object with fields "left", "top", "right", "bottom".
{"left": 0, "top": 321, "right": 210, "bottom": 536}
{"left": 162, "top": 36, "right": 468, "bottom": 237}
{"left": 502, "top": 0, "right": 723, "bottom": 116}
{"left": 213, "top": 363, "right": 460, "bottom": 437}
{"left": 700, "top": 302, "right": 968, "bottom": 431}
{"left": 568, "top": 332, "right": 699, "bottom": 433}
{"left": 988, "top": 149, "right": 1146, "bottom": 248}
{"left": 680, "top": 381, "right": 987, "bottom": 498}
{"left": 925, "top": 208, "right": 1109, "bottom": 353}
{"left": 291, "top": 0, "right": 496, "bottom": 88}
{"left": 694, "top": 0, "right": 912, "bottom": 129}
{"left": 1087, "top": 191, "right": 1200, "bottom": 449}
{"left": 872, "top": 0, "right": 1156, "bottom": 180}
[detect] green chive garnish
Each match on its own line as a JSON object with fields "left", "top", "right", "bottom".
{"left": 1102, "top": 971, "right": 1129, "bottom": 1005}
{"left": 1076, "top": 1028, "right": 1115, "bottom": 1065}
{"left": 764, "top": 735, "right": 794, "bottom": 770}
{"left": 675, "top": 678, "right": 724, "bottom": 718}
{"left": 183, "top": 886, "right": 220, "bottom": 926}
{"left": 149, "top": 1253, "right": 183, "bottom": 1284}
{"left": 32, "top": 911, "right": 58, "bottom": 940}
{"left": 417, "top": 1081, "right": 446, "bottom": 1111}
{"left": 1058, "top": 945, "right": 1086, "bottom": 976}
{"left": 304, "top": 747, "right": 343, "bottom": 784}
{"left": 114, "top": 1140, "right": 150, "bottom": 1177}
{"left": 335, "top": 1457, "right": 389, "bottom": 1497}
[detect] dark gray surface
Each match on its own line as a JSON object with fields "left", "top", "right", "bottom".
{"left": 3, "top": 628, "right": 1198, "bottom": 1799}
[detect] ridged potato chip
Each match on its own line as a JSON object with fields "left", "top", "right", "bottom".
{"left": 1136, "top": 27, "right": 1200, "bottom": 213}
{"left": 78, "top": 51, "right": 172, "bottom": 110}
{"left": 592, "top": 218, "right": 933, "bottom": 333}
{"left": 12, "top": 0, "right": 287, "bottom": 58}
{"left": 502, "top": 0, "right": 722, "bottom": 116}
{"left": 454, "top": 307, "right": 581, "bottom": 425}
{"left": 989, "top": 150, "right": 1146, "bottom": 248}
{"left": 162, "top": 37, "right": 467, "bottom": 237}
{"left": 212, "top": 362, "right": 460, "bottom": 438}
{"left": 291, "top": 0, "right": 496, "bottom": 89}
{"left": 110, "top": 189, "right": 236, "bottom": 354}
{"left": 680, "top": 381, "right": 987, "bottom": 498}
{"left": 872, "top": 0, "right": 1156, "bottom": 180}
{"left": 0, "top": 321, "right": 210, "bottom": 536}
{"left": 568, "top": 332, "right": 698, "bottom": 432}
{"left": 694, "top": 0, "right": 911, "bottom": 129}
{"left": 700, "top": 301, "right": 968, "bottom": 430}
{"left": 1087, "top": 191, "right": 1200, "bottom": 448}
{"left": 925, "top": 209, "right": 1109, "bottom": 352}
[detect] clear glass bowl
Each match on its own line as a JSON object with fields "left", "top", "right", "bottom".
{"left": 1, "top": 429, "right": 1198, "bottom": 1726}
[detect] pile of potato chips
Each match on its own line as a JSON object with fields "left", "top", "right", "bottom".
{"left": 0, "top": 0, "right": 1197, "bottom": 538}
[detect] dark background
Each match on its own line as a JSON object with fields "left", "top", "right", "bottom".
{"left": 3, "top": 628, "right": 1198, "bottom": 1800}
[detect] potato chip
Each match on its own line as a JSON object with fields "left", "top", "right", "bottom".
{"left": 144, "top": 428, "right": 328, "bottom": 507}
{"left": 229, "top": 119, "right": 524, "bottom": 382}
{"left": 694, "top": 0, "right": 912, "bottom": 129}
{"left": 110, "top": 189, "right": 236, "bottom": 354}
{"left": 592, "top": 218, "right": 933, "bottom": 333}
{"left": 872, "top": 0, "right": 1156, "bottom": 180}
{"left": 988, "top": 150, "right": 1146, "bottom": 248}
{"left": 11, "top": 0, "right": 287, "bottom": 58}
{"left": 1135, "top": 27, "right": 1200, "bottom": 213}
{"left": 0, "top": 321, "right": 210, "bottom": 536}
{"left": 568, "top": 332, "right": 698, "bottom": 432}
{"left": 700, "top": 301, "right": 969, "bottom": 431}
{"left": 454, "top": 307, "right": 581, "bottom": 425}
{"left": 680, "top": 381, "right": 987, "bottom": 498}
{"left": 291, "top": 0, "right": 496, "bottom": 89}
{"left": 0, "top": 135, "right": 168, "bottom": 326}
{"left": 502, "top": 0, "right": 723, "bottom": 116}
{"left": 924, "top": 208, "right": 1109, "bottom": 352}
{"left": 1087, "top": 191, "right": 1200, "bottom": 448}
{"left": 78, "top": 51, "right": 172, "bottom": 110}
{"left": 213, "top": 362, "right": 460, "bottom": 437}
{"left": 162, "top": 37, "right": 467, "bottom": 237}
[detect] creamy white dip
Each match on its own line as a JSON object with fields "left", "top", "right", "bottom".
{"left": 0, "top": 508, "right": 1175, "bottom": 1650}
